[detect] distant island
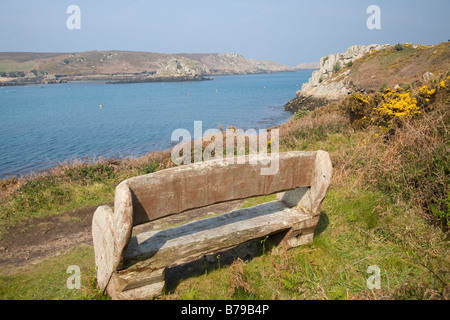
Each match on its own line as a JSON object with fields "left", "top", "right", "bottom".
{"left": 0, "top": 51, "right": 302, "bottom": 86}
{"left": 295, "top": 62, "right": 320, "bottom": 70}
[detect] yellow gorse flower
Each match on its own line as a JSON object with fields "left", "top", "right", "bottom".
{"left": 352, "top": 93, "right": 369, "bottom": 105}
{"left": 375, "top": 89, "right": 420, "bottom": 119}
{"left": 419, "top": 85, "right": 436, "bottom": 98}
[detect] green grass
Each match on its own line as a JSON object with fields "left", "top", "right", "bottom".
{"left": 0, "top": 159, "right": 164, "bottom": 238}
{"left": 375, "top": 46, "right": 415, "bottom": 66}
{"left": 239, "top": 194, "right": 277, "bottom": 209}
{"left": 0, "top": 177, "right": 115, "bottom": 237}
{"left": 164, "top": 185, "right": 448, "bottom": 300}
{"left": 3, "top": 182, "right": 446, "bottom": 300}
{"left": 0, "top": 245, "right": 107, "bottom": 300}
{"left": 0, "top": 61, "right": 38, "bottom": 73}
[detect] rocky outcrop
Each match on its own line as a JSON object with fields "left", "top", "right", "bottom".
{"left": 304, "top": 44, "right": 391, "bottom": 99}
{"left": 301, "top": 44, "right": 390, "bottom": 99}
{"left": 0, "top": 74, "right": 66, "bottom": 86}
{"left": 283, "top": 95, "right": 330, "bottom": 113}
{"left": 285, "top": 44, "right": 390, "bottom": 113}
{"left": 156, "top": 57, "right": 204, "bottom": 77}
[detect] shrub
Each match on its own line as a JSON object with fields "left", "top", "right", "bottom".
{"left": 347, "top": 61, "right": 353, "bottom": 68}
{"left": 16, "top": 71, "right": 25, "bottom": 77}
{"left": 373, "top": 89, "right": 421, "bottom": 127}
{"left": 341, "top": 93, "right": 373, "bottom": 129}
{"left": 8, "top": 71, "right": 16, "bottom": 78}
{"left": 395, "top": 43, "right": 405, "bottom": 51}
{"left": 0, "top": 72, "right": 6, "bottom": 77}
{"left": 140, "top": 162, "right": 159, "bottom": 175}
{"left": 333, "top": 62, "right": 341, "bottom": 73}
{"left": 373, "top": 113, "right": 449, "bottom": 230}
{"left": 66, "top": 163, "right": 115, "bottom": 184}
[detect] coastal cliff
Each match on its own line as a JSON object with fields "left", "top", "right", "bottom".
{"left": 285, "top": 42, "right": 450, "bottom": 113}
{"left": 300, "top": 44, "right": 390, "bottom": 99}
{"left": 0, "top": 51, "right": 295, "bottom": 86}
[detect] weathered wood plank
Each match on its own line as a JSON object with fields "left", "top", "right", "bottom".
{"left": 121, "top": 200, "right": 315, "bottom": 271}
{"left": 127, "top": 152, "right": 316, "bottom": 226}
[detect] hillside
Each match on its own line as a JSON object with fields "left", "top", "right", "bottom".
{"left": 0, "top": 51, "right": 296, "bottom": 86}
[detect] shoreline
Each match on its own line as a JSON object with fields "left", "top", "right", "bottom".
{"left": 0, "top": 74, "right": 213, "bottom": 87}
{"left": 0, "top": 70, "right": 303, "bottom": 87}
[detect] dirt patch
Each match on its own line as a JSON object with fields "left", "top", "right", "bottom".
{"left": 0, "top": 205, "right": 100, "bottom": 269}
{"left": 0, "top": 200, "right": 246, "bottom": 269}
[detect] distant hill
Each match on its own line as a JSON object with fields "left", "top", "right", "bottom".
{"left": 295, "top": 62, "right": 320, "bottom": 70}
{"left": 0, "top": 51, "right": 296, "bottom": 86}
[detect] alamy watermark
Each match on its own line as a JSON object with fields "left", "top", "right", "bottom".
{"left": 367, "top": 5, "right": 381, "bottom": 30}
{"left": 66, "top": 265, "right": 81, "bottom": 289}
{"left": 171, "top": 121, "right": 279, "bottom": 175}
{"left": 66, "top": 5, "right": 81, "bottom": 30}
{"left": 366, "top": 265, "right": 381, "bottom": 289}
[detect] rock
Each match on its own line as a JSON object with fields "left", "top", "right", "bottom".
{"left": 43, "top": 74, "right": 57, "bottom": 84}
{"left": 422, "top": 72, "right": 435, "bottom": 81}
{"left": 283, "top": 94, "right": 331, "bottom": 113}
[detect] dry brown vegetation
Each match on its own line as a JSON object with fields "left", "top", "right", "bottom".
{"left": 344, "top": 42, "right": 450, "bottom": 92}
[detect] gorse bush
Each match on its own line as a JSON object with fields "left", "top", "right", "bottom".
{"left": 395, "top": 43, "right": 405, "bottom": 51}
{"left": 336, "top": 75, "right": 450, "bottom": 229}
{"left": 291, "top": 106, "right": 311, "bottom": 120}
{"left": 374, "top": 89, "right": 421, "bottom": 127}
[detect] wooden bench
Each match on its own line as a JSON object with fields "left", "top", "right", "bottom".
{"left": 92, "top": 151, "right": 332, "bottom": 299}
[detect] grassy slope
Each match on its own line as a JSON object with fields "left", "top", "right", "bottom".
{"left": 341, "top": 42, "right": 450, "bottom": 92}
{"left": 0, "top": 43, "right": 449, "bottom": 300}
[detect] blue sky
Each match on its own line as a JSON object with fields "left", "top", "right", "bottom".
{"left": 0, "top": 0, "right": 449, "bottom": 66}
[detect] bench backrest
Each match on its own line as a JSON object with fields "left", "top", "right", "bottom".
{"left": 112, "top": 151, "right": 332, "bottom": 269}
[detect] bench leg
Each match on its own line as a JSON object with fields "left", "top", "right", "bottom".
{"left": 108, "top": 268, "right": 166, "bottom": 300}
{"left": 279, "top": 215, "right": 320, "bottom": 248}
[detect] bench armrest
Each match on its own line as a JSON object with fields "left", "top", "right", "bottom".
{"left": 92, "top": 205, "right": 115, "bottom": 290}
{"left": 92, "top": 181, "right": 134, "bottom": 291}
{"left": 277, "top": 150, "right": 332, "bottom": 215}
{"left": 310, "top": 150, "right": 333, "bottom": 216}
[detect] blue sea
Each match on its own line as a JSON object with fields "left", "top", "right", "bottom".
{"left": 0, "top": 70, "right": 312, "bottom": 178}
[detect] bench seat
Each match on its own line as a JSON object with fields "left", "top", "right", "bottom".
{"left": 125, "top": 200, "right": 317, "bottom": 268}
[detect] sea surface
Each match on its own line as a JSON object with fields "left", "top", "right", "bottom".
{"left": 0, "top": 70, "right": 313, "bottom": 178}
